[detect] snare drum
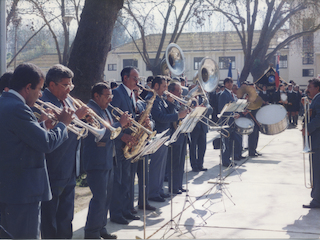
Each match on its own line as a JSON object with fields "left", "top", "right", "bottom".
{"left": 234, "top": 117, "right": 254, "bottom": 135}
{"left": 256, "top": 104, "right": 288, "bottom": 135}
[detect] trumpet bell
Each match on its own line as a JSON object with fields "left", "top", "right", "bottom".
{"left": 165, "top": 43, "right": 185, "bottom": 76}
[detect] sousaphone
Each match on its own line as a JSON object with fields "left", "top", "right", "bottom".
{"left": 164, "top": 43, "right": 185, "bottom": 76}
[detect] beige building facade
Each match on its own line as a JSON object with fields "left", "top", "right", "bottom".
{"left": 105, "top": 30, "right": 320, "bottom": 88}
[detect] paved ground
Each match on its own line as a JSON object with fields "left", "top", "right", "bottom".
{"left": 73, "top": 120, "right": 320, "bottom": 239}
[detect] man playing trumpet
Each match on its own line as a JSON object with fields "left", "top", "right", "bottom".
{"left": 303, "top": 78, "right": 320, "bottom": 209}
{"left": 40, "top": 64, "right": 90, "bottom": 239}
{"left": 83, "top": 82, "right": 131, "bottom": 239}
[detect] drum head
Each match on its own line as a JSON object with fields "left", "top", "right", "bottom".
{"left": 235, "top": 117, "right": 254, "bottom": 128}
{"left": 256, "top": 104, "right": 287, "bottom": 125}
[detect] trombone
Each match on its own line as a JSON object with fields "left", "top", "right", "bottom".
{"left": 302, "top": 96, "right": 313, "bottom": 189}
{"left": 34, "top": 99, "right": 107, "bottom": 140}
{"left": 68, "top": 95, "right": 122, "bottom": 140}
{"left": 108, "top": 104, "right": 156, "bottom": 138}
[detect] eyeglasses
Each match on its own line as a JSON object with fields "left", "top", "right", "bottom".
{"left": 57, "top": 82, "right": 74, "bottom": 91}
{"left": 101, "top": 93, "right": 113, "bottom": 99}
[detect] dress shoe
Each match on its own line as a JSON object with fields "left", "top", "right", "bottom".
{"left": 100, "top": 232, "right": 117, "bottom": 239}
{"left": 180, "top": 188, "right": 187, "bottom": 192}
{"left": 303, "top": 203, "right": 320, "bottom": 208}
{"left": 199, "top": 168, "right": 208, "bottom": 171}
{"left": 84, "top": 235, "right": 100, "bottom": 239}
{"left": 249, "top": 152, "right": 261, "bottom": 157}
{"left": 148, "top": 196, "right": 165, "bottom": 202}
{"left": 172, "top": 189, "right": 182, "bottom": 194}
{"left": 110, "top": 216, "right": 129, "bottom": 225}
{"left": 130, "top": 208, "right": 138, "bottom": 214}
{"left": 123, "top": 213, "right": 140, "bottom": 220}
{"left": 160, "top": 193, "right": 170, "bottom": 198}
{"left": 138, "top": 204, "right": 156, "bottom": 211}
{"left": 192, "top": 168, "right": 200, "bottom": 172}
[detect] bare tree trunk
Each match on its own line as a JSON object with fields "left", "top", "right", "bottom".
{"left": 68, "top": 0, "right": 124, "bottom": 102}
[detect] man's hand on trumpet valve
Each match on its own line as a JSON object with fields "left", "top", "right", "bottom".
{"left": 121, "top": 133, "right": 138, "bottom": 147}
{"left": 56, "top": 106, "right": 75, "bottom": 126}
{"left": 41, "top": 108, "right": 56, "bottom": 129}
{"left": 119, "top": 111, "right": 132, "bottom": 127}
{"left": 75, "top": 105, "right": 90, "bottom": 119}
{"left": 166, "top": 94, "right": 174, "bottom": 103}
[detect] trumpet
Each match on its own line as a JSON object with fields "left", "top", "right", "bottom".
{"left": 34, "top": 99, "right": 106, "bottom": 141}
{"left": 302, "top": 96, "right": 313, "bottom": 189}
{"left": 69, "top": 95, "right": 122, "bottom": 140}
{"left": 108, "top": 104, "right": 156, "bottom": 138}
{"left": 34, "top": 101, "right": 87, "bottom": 140}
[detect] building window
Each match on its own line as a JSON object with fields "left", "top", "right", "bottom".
{"left": 219, "top": 56, "right": 235, "bottom": 69}
{"left": 123, "top": 59, "right": 138, "bottom": 68}
{"left": 194, "top": 57, "right": 204, "bottom": 70}
{"left": 272, "top": 55, "right": 288, "bottom": 69}
{"left": 303, "top": 52, "right": 314, "bottom": 65}
{"left": 108, "top": 64, "right": 117, "bottom": 71}
{"left": 146, "top": 59, "right": 156, "bottom": 71}
{"left": 302, "top": 69, "right": 314, "bottom": 77}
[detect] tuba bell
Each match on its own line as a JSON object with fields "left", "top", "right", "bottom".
{"left": 187, "top": 57, "right": 220, "bottom": 106}
{"left": 164, "top": 43, "right": 185, "bottom": 76}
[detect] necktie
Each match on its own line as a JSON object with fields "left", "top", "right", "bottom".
{"left": 105, "top": 109, "right": 113, "bottom": 125}
{"left": 130, "top": 92, "right": 136, "bottom": 118}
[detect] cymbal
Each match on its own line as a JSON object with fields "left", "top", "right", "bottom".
{"left": 247, "top": 95, "right": 263, "bottom": 110}
{"left": 237, "top": 85, "right": 258, "bottom": 103}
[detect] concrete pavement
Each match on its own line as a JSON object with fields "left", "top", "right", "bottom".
{"left": 73, "top": 121, "right": 320, "bottom": 239}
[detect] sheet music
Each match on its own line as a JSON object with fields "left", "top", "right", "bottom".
{"left": 131, "top": 129, "right": 170, "bottom": 163}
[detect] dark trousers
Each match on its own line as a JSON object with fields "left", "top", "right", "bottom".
{"left": 234, "top": 132, "right": 243, "bottom": 159}
{"left": 189, "top": 130, "right": 207, "bottom": 170}
{"left": 137, "top": 156, "right": 150, "bottom": 206}
{"left": 0, "top": 201, "right": 41, "bottom": 239}
{"left": 311, "top": 149, "right": 320, "bottom": 204}
{"left": 168, "top": 137, "right": 187, "bottom": 192}
{"left": 110, "top": 150, "right": 131, "bottom": 219}
{"left": 149, "top": 144, "right": 168, "bottom": 198}
{"left": 84, "top": 169, "right": 113, "bottom": 238}
{"left": 248, "top": 123, "right": 260, "bottom": 156}
{"left": 129, "top": 161, "right": 138, "bottom": 211}
{"left": 41, "top": 175, "right": 76, "bottom": 239}
{"left": 221, "top": 128, "right": 234, "bottom": 166}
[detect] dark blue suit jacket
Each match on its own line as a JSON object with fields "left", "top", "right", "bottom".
{"left": 108, "top": 84, "right": 135, "bottom": 150}
{"left": 0, "top": 91, "right": 68, "bottom": 204}
{"left": 218, "top": 89, "right": 234, "bottom": 113}
{"left": 83, "top": 100, "right": 121, "bottom": 171}
{"left": 145, "top": 92, "right": 178, "bottom": 134}
{"left": 193, "top": 96, "right": 213, "bottom": 134}
{"left": 308, "top": 93, "right": 320, "bottom": 151}
{"left": 40, "top": 89, "right": 80, "bottom": 180}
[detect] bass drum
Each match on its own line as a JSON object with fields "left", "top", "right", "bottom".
{"left": 234, "top": 117, "right": 254, "bottom": 135}
{"left": 256, "top": 104, "right": 288, "bottom": 135}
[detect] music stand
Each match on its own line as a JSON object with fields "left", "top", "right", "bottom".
{"left": 174, "top": 108, "right": 209, "bottom": 225}
{"left": 203, "top": 100, "right": 248, "bottom": 212}
{"left": 131, "top": 130, "right": 170, "bottom": 239}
